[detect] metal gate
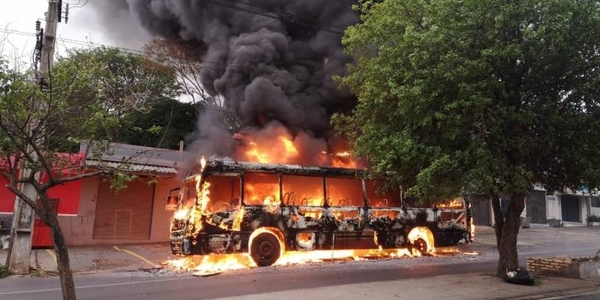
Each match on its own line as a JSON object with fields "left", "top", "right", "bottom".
{"left": 527, "top": 191, "right": 547, "bottom": 224}
{"left": 560, "top": 194, "right": 580, "bottom": 222}
{"left": 92, "top": 176, "right": 155, "bottom": 239}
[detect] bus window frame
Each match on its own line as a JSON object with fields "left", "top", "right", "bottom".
{"left": 280, "top": 173, "right": 325, "bottom": 207}
{"left": 324, "top": 176, "right": 366, "bottom": 207}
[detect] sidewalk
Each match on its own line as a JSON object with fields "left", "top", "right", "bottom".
{"left": 0, "top": 242, "right": 174, "bottom": 274}
{"left": 214, "top": 273, "right": 600, "bottom": 300}
{"left": 1, "top": 225, "right": 599, "bottom": 299}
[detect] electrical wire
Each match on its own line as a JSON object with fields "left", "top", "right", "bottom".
{"left": 0, "top": 28, "right": 338, "bottom": 89}
{"left": 220, "top": 0, "right": 347, "bottom": 31}
{"left": 204, "top": 0, "right": 344, "bottom": 35}
{"left": 69, "top": 0, "right": 89, "bottom": 9}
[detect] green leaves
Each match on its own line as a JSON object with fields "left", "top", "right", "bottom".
{"left": 337, "top": 0, "right": 600, "bottom": 201}
{"left": 115, "top": 98, "right": 198, "bottom": 149}
{"left": 46, "top": 47, "right": 183, "bottom": 151}
{"left": 0, "top": 46, "right": 185, "bottom": 193}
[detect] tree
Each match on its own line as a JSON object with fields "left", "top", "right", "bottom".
{"left": 143, "top": 39, "right": 217, "bottom": 106}
{"left": 115, "top": 98, "right": 199, "bottom": 149}
{"left": 143, "top": 39, "right": 240, "bottom": 137}
{"left": 335, "top": 0, "right": 600, "bottom": 279}
{"left": 0, "top": 47, "right": 182, "bottom": 299}
{"left": 47, "top": 47, "right": 182, "bottom": 152}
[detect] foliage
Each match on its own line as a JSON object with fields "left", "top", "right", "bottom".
{"left": 48, "top": 47, "right": 183, "bottom": 151}
{"left": 115, "top": 98, "right": 199, "bottom": 149}
{"left": 336, "top": 0, "right": 600, "bottom": 276}
{"left": 336, "top": 0, "right": 600, "bottom": 200}
{"left": 337, "top": 0, "right": 600, "bottom": 200}
{"left": 143, "top": 39, "right": 242, "bottom": 136}
{"left": 0, "top": 46, "right": 183, "bottom": 299}
{"left": 587, "top": 214, "right": 600, "bottom": 223}
{"left": 143, "top": 39, "right": 215, "bottom": 105}
{"left": 0, "top": 265, "right": 10, "bottom": 278}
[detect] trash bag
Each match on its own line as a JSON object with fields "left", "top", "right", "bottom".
{"left": 505, "top": 267, "right": 535, "bottom": 286}
{"left": 0, "top": 235, "right": 9, "bottom": 250}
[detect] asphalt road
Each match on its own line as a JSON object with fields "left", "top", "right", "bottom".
{"left": 1, "top": 244, "right": 599, "bottom": 300}
{"left": 0, "top": 260, "right": 500, "bottom": 300}
{"left": 1, "top": 226, "right": 599, "bottom": 300}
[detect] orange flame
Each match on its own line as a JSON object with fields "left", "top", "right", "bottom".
{"left": 163, "top": 245, "right": 480, "bottom": 276}
{"left": 240, "top": 135, "right": 300, "bottom": 164}
{"left": 234, "top": 123, "right": 360, "bottom": 168}
{"left": 407, "top": 226, "right": 435, "bottom": 255}
{"left": 437, "top": 198, "right": 464, "bottom": 209}
{"left": 330, "top": 151, "right": 358, "bottom": 168}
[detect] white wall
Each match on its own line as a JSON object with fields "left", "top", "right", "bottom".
{"left": 546, "top": 193, "right": 560, "bottom": 220}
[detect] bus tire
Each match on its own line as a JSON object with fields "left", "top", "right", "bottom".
{"left": 250, "top": 232, "right": 281, "bottom": 266}
{"left": 412, "top": 238, "right": 428, "bottom": 255}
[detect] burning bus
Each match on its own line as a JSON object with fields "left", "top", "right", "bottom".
{"left": 169, "top": 158, "right": 473, "bottom": 267}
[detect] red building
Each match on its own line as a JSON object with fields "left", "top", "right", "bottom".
{"left": 0, "top": 143, "right": 184, "bottom": 247}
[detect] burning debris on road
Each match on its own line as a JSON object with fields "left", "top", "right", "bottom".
{"left": 163, "top": 247, "right": 481, "bottom": 277}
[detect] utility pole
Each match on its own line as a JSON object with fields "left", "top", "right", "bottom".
{"left": 7, "top": 0, "right": 60, "bottom": 274}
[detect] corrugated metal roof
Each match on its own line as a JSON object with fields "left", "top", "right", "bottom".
{"left": 85, "top": 160, "right": 178, "bottom": 174}
{"left": 80, "top": 142, "right": 190, "bottom": 167}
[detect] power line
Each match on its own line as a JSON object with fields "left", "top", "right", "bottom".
{"left": 0, "top": 28, "right": 338, "bottom": 87}
{"left": 69, "top": 0, "right": 89, "bottom": 9}
{"left": 204, "top": 0, "right": 344, "bottom": 35}
{"left": 222, "top": 0, "right": 347, "bottom": 31}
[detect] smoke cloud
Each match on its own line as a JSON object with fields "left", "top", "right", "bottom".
{"left": 90, "top": 0, "right": 359, "bottom": 164}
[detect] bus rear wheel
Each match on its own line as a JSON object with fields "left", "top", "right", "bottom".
{"left": 250, "top": 232, "right": 281, "bottom": 266}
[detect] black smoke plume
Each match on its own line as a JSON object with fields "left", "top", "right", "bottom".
{"left": 91, "top": 0, "right": 359, "bottom": 163}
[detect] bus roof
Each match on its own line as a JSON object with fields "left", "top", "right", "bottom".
{"left": 184, "top": 158, "right": 364, "bottom": 180}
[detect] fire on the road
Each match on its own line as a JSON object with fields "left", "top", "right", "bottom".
{"left": 164, "top": 246, "right": 480, "bottom": 276}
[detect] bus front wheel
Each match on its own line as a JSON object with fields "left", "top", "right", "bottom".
{"left": 412, "top": 238, "right": 428, "bottom": 255}
{"left": 249, "top": 232, "right": 281, "bottom": 266}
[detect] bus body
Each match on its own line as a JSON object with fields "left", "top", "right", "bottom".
{"left": 169, "top": 159, "right": 473, "bottom": 266}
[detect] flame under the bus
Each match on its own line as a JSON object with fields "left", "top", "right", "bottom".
{"left": 164, "top": 240, "right": 480, "bottom": 276}
{"left": 166, "top": 225, "right": 442, "bottom": 275}
{"left": 165, "top": 248, "right": 419, "bottom": 275}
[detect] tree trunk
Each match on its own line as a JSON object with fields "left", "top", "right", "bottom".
{"left": 45, "top": 213, "right": 76, "bottom": 300}
{"left": 492, "top": 193, "right": 525, "bottom": 279}
{"left": 491, "top": 195, "right": 503, "bottom": 249}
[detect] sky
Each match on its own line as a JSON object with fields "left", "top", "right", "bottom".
{"left": 0, "top": 0, "right": 150, "bottom": 67}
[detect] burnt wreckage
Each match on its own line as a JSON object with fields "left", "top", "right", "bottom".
{"left": 170, "top": 159, "right": 473, "bottom": 266}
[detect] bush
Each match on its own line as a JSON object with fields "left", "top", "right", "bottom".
{"left": 586, "top": 214, "right": 600, "bottom": 224}
{"left": 0, "top": 265, "right": 10, "bottom": 278}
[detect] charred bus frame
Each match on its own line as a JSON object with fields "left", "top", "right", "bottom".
{"left": 169, "top": 159, "right": 473, "bottom": 266}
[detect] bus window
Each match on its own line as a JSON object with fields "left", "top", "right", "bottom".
{"left": 206, "top": 175, "right": 241, "bottom": 212}
{"left": 282, "top": 175, "right": 324, "bottom": 206}
{"left": 180, "top": 181, "right": 196, "bottom": 209}
{"left": 243, "top": 172, "right": 279, "bottom": 206}
{"left": 325, "top": 177, "right": 364, "bottom": 207}
{"left": 365, "top": 180, "right": 401, "bottom": 207}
